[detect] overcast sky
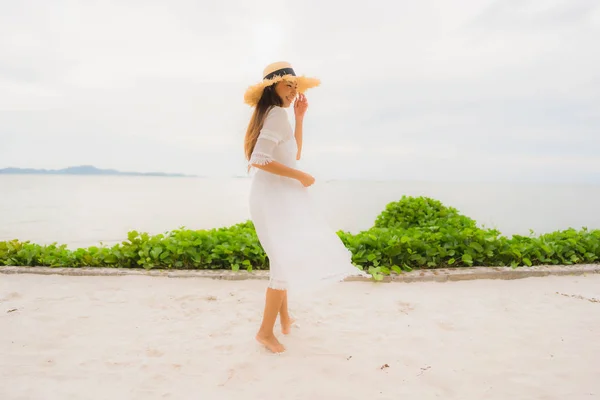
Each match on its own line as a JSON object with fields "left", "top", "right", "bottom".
{"left": 1, "top": 0, "right": 599, "bottom": 183}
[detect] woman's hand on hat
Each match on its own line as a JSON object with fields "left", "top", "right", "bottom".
{"left": 294, "top": 94, "right": 308, "bottom": 120}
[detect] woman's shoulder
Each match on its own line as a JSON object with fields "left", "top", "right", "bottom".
{"left": 264, "top": 106, "right": 289, "bottom": 126}
{"left": 261, "top": 106, "right": 291, "bottom": 140}
{"left": 266, "top": 106, "right": 287, "bottom": 118}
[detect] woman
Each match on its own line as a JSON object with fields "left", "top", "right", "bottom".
{"left": 243, "top": 61, "right": 368, "bottom": 353}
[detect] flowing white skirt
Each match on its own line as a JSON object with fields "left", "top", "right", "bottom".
{"left": 249, "top": 171, "right": 369, "bottom": 294}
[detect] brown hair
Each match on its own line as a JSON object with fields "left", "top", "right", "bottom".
{"left": 244, "top": 84, "right": 283, "bottom": 163}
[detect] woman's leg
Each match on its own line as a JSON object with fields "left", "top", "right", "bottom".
{"left": 256, "top": 287, "right": 286, "bottom": 353}
{"left": 279, "top": 290, "right": 294, "bottom": 335}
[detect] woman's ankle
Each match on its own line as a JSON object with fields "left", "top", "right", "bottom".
{"left": 256, "top": 327, "right": 275, "bottom": 338}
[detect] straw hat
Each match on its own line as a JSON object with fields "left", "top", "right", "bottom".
{"left": 244, "top": 61, "right": 320, "bottom": 107}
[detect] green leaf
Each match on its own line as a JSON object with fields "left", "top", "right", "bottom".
{"left": 127, "top": 231, "right": 139, "bottom": 241}
{"left": 151, "top": 246, "right": 163, "bottom": 259}
{"left": 469, "top": 242, "right": 484, "bottom": 252}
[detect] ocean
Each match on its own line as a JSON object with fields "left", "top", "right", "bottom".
{"left": 1, "top": 175, "right": 599, "bottom": 249}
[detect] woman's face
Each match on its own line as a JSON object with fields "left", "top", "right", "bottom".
{"left": 275, "top": 80, "right": 298, "bottom": 108}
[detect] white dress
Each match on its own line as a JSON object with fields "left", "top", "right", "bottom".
{"left": 248, "top": 106, "right": 369, "bottom": 293}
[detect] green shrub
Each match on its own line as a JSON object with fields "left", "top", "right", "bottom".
{"left": 374, "top": 196, "right": 477, "bottom": 230}
{"left": 0, "top": 221, "right": 268, "bottom": 271}
{"left": 1, "top": 197, "right": 598, "bottom": 277}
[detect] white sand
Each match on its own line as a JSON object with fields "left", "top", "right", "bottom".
{"left": 1, "top": 273, "right": 599, "bottom": 400}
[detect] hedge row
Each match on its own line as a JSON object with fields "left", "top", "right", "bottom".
{"left": 1, "top": 196, "right": 598, "bottom": 280}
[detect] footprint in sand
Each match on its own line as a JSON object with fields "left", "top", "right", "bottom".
{"left": 437, "top": 321, "right": 455, "bottom": 331}
{"left": 398, "top": 301, "right": 415, "bottom": 314}
{"left": 146, "top": 348, "right": 164, "bottom": 357}
{"left": 215, "top": 344, "right": 234, "bottom": 352}
{"left": 105, "top": 361, "right": 132, "bottom": 368}
{"left": 175, "top": 295, "right": 198, "bottom": 302}
{"left": 1, "top": 292, "right": 22, "bottom": 302}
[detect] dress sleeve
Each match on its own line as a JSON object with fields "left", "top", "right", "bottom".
{"left": 249, "top": 107, "right": 288, "bottom": 166}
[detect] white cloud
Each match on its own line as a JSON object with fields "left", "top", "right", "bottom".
{"left": 1, "top": 0, "right": 599, "bottom": 183}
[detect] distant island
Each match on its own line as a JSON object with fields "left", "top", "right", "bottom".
{"left": 0, "top": 165, "right": 197, "bottom": 178}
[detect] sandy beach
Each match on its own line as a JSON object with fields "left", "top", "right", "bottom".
{"left": 1, "top": 273, "right": 599, "bottom": 400}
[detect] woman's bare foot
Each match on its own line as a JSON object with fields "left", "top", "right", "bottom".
{"left": 280, "top": 317, "right": 296, "bottom": 335}
{"left": 256, "top": 333, "right": 285, "bottom": 353}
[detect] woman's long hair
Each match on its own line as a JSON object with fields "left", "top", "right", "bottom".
{"left": 244, "top": 84, "right": 282, "bottom": 163}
